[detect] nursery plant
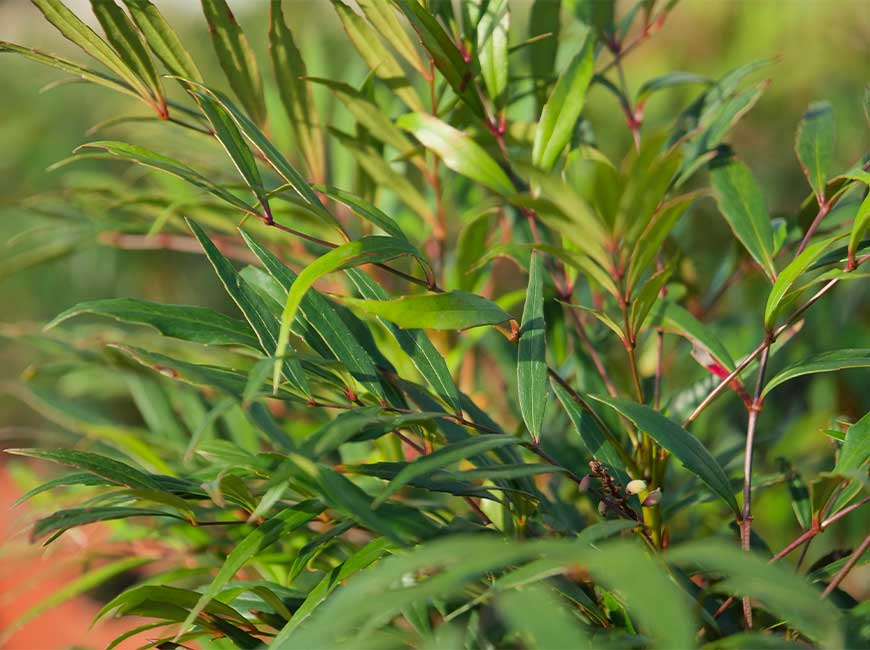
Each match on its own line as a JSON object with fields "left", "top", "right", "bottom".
{"left": 1, "top": 0, "right": 869, "bottom": 648}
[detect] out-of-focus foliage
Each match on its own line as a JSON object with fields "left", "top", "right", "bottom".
{"left": 0, "top": 1, "right": 868, "bottom": 648}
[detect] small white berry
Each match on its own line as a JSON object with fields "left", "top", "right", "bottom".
{"left": 626, "top": 479, "right": 648, "bottom": 495}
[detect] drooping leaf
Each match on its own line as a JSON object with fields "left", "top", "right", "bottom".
{"left": 517, "top": 252, "right": 547, "bottom": 442}
{"left": 6, "top": 448, "right": 160, "bottom": 490}
{"left": 46, "top": 297, "right": 260, "bottom": 348}
{"left": 33, "top": 506, "right": 185, "bottom": 541}
{"left": 91, "top": 0, "right": 164, "bottom": 111}
{"left": 795, "top": 101, "right": 835, "bottom": 202}
{"left": 316, "top": 185, "right": 409, "bottom": 242}
{"left": 636, "top": 72, "right": 711, "bottom": 106}
{"left": 122, "top": 0, "right": 203, "bottom": 82}
{"left": 176, "top": 502, "right": 323, "bottom": 636}
{"left": 356, "top": 0, "right": 426, "bottom": 75}
{"left": 646, "top": 301, "right": 736, "bottom": 371}
{"left": 191, "top": 90, "right": 272, "bottom": 221}
{"left": 200, "top": 0, "right": 266, "bottom": 126}
{"left": 397, "top": 113, "right": 515, "bottom": 196}
{"left": 187, "top": 219, "right": 309, "bottom": 394}
{"left": 373, "top": 435, "right": 520, "bottom": 506}
{"left": 333, "top": 0, "right": 424, "bottom": 112}
{"left": 762, "top": 349, "right": 870, "bottom": 397}
{"left": 532, "top": 32, "right": 595, "bottom": 172}
{"left": 273, "top": 236, "right": 431, "bottom": 390}
{"left": 709, "top": 156, "right": 777, "bottom": 282}
{"left": 591, "top": 395, "right": 740, "bottom": 516}
{"left": 337, "top": 290, "right": 512, "bottom": 331}
{"left": 670, "top": 542, "right": 844, "bottom": 647}
{"left": 269, "top": 0, "right": 325, "bottom": 178}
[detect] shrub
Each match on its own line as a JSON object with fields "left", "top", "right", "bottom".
{"left": 2, "top": 0, "right": 868, "bottom": 648}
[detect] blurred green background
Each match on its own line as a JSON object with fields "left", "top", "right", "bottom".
{"left": 0, "top": 0, "right": 867, "bottom": 591}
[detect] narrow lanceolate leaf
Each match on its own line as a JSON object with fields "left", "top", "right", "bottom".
{"left": 0, "top": 42, "right": 139, "bottom": 100}
{"left": 78, "top": 141, "right": 256, "bottom": 215}
{"left": 316, "top": 185, "right": 409, "bottom": 242}
{"left": 392, "top": 0, "right": 486, "bottom": 117}
{"left": 91, "top": 0, "right": 164, "bottom": 112}
{"left": 240, "top": 231, "right": 389, "bottom": 401}
{"left": 274, "top": 236, "right": 431, "bottom": 390}
{"left": 647, "top": 301, "right": 735, "bottom": 371}
{"left": 356, "top": 0, "right": 426, "bottom": 75}
{"left": 709, "top": 156, "right": 777, "bottom": 282}
{"left": 762, "top": 349, "right": 870, "bottom": 398}
{"left": 373, "top": 435, "right": 520, "bottom": 506}
{"left": 123, "top": 0, "right": 203, "bottom": 82}
{"left": 333, "top": 0, "right": 424, "bottom": 112}
{"left": 6, "top": 448, "right": 160, "bottom": 490}
{"left": 269, "top": 1, "right": 324, "bottom": 178}
{"left": 191, "top": 90, "right": 272, "bottom": 221}
{"left": 591, "top": 395, "right": 740, "bottom": 516}
{"left": 46, "top": 297, "right": 259, "bottom": 349}
{"left": 498, "top": 586, "right": 592, "bottom": 650}
{"left": 346, "top": 268, "right": 462, "bottom": 414}
{"left": 849, "top": 191, "right": 870, "bottom": 265}
{"left": 176, "top": 502, "right": 322, "bottom": 638}
{"left": 33, "top": 507, "right": 184, "bottom": 541}
{"left": 551, "top": 382, "right": 627, "bottom": 472}
{"left": 532, "top": 33, "right": 595, "bottom": 172}
{"left": 528, "top": 0, "right": 560, "bottom": 108}
{"left": 337, "top": 290, "right": 512, "bottom": 331}
{"left": 184, "top": 83, "right": 333, "bottom": 226}
{"left": 835, "top": 412, "right": 870, "bottom": 474}
{"left": 477, "top": 0, "right": 510, "bottom": 106}
{"left": 201, "top": 0, "right": 266, "bottom": 126}
{"left": 518, "top": 252, "right": 547, "bottom": 442}
{"left": 397, "top": 113, "right": 515, "bottom": 196}
{"left": 795, "top": 101, "right": 835, "bottom": 202}
{"left": 187, "top": 219, "right": 309, "bottom": 394}
{"left": 764, "top": 233, "right": 844, "bottom": 327}
{"left": 31, "top": 0, "right": 151, "bottom": 100}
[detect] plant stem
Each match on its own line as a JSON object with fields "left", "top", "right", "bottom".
{"left": 821, "top": 533, "right": 870, "bottom": 598}
{"left": 795, "top": 199, "right": 831, "bottom": 255}
{"left": 738, "top": 345, "right": 770, "bottom": 629}
{"left": 565, "top": 308, "right": 619, "bottom": 397}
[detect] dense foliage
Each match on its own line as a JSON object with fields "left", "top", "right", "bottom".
{"left": 2, "top": 0, "right": 869, "bottom": 648}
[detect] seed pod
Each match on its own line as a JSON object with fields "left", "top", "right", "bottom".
{"left": 642, "top": 488, "right": 662, "bottom": 507}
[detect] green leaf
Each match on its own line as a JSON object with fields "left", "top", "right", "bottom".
{"left": 122, "top": 0, "right": 203, "bottom": 83}
{"left": 6, "top": 448, "right": 161, "bottom": 490}
{"left": 629, "top": 263, "right": 673, "bottom": 337}
{"left": 33, "top": 506, "right": 184, "bottom": 541}
{"left": 31, "top": 0, "right": 152, "bottom": 101}
{"left": 764, "top": 233, "right": 844, "bottom": 328}
{"left": 316, "top": 185, "right": 409, "bottom": 242}
{"left": 273, "top": 236, "right": 431, "bottom": 390}
{"left": 647, "top": 300, "right": 735, "bottom": 371}
{"left": 709, "top": 156, "right": 777, "bottom": 282}
{"left": 849, "top": 191, "right": 870, "bottom": 265}
{"left": 91, "top": 0, "right": 163, "bottom": 110}
{"left": 477, "top": 0, "right": 510, "bottom": 106}
{"left": 356, "top": 0, "right": 426, "bottom": 75}
{"left": 78, "top": 141, "right": 256, "bottom": 215}
{"left": 670, "top": 541, "right": 843, "bottom": 647}
{"left": 200, "top": 0, "right": 266, "bottom": 126}
{"left": 762, "top": 349, "right": 870, "bottom": 397}
{"left": 191, "top": 90, "right": 272, "bottom": 221}
{"left": 240, "top": 230, "right": 390, "bottom": 400}
{"left": 527, "top": 0, "right": 560, "bottom": 108}
{"left": 0, "top": 41, "right": 140, "bottom": 100}
{"left": 795, "top": 101, "right": 835, "bottom": 201}
{"left": 176, "top": 502, "right": 322, "bottom": 637}
{"left": 836, "top": 412, "right": 870, "bottom": 474}
{"left": 532, "top": 32, "right": 595, "bottom": 172}
{"left": 397, "top": 113, "right": 515, "bottom": 196}
{"left": 269, "top": 0, "right": 324, "bottom": 177}
{"left": 498, "top": 585, "right": 592, "bottom": 650}
{"left": 346, "top": 268, "right": 462, "bottom": 414}
{"left": 333, "top": 0, "right": 424, "bottom": 112}
{"left": 551, "top": 381, "right": 628, "bottom": 473}
{"left": 373, "top": 435, "right": 520, "bottom": 506}
{"left": 13, "top": 473, "right": 112, "bottom": 507}
{"left": 46, "top": 297, "right": 259, "bottom": 348}
{"left": 187, "top": 219, "right": 309, "bottom": 394}
{"left": 517, "top": 252, "right": 547, "bottom": 442}
{"left": 338, "top": 290, "right": 512, "bottom": 330}
{"left": 392, "top": 0, "right": 485, "bottom": 117}
{"left": 636, "top": 72, "right": 711, "bottom": 106}
{"left": 591, "top": 395, "right": 740, "bottom": 516}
